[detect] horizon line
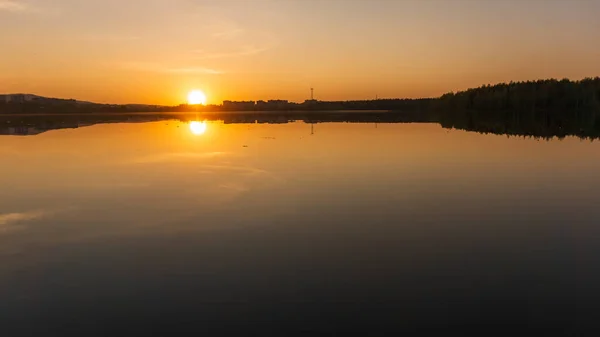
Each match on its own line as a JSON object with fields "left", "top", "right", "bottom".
{"left": 2, "top": 76, "right": 599, "bottom": 106}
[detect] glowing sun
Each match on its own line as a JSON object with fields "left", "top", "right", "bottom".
{"left": 188, "top": 90, "right": 207, "bottom": 105}
{"left": 189, "top": 121, "right": 207, "bottom": 135}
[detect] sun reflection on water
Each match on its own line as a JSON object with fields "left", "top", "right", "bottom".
{"left": 189, "top": 121, "right": 207, "bottom": 135}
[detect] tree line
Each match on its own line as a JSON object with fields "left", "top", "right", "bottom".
{"left": 436, "top": 77, "right": 600, "bottom": 139}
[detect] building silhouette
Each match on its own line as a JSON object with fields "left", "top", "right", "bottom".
{"left": 222, "top": 100, "right": 256, "bottom": 111}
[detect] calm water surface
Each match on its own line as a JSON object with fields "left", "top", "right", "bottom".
{"left": 1, "top": 120, "right": 599, "bottom": 336}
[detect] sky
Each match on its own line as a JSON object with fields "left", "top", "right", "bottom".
{"left": 1, "top": 0, "right": 600, "bottom": 105}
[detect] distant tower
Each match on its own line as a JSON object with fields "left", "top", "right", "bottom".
{"left": 311, "top": 88, "right": 314, "bottom": 101}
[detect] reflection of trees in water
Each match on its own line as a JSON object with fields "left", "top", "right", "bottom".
{"left": 0, "top": 114, "right": 169, "bottom": 135}
{"left": 2, "top": 111, "right": 600, "bottom": 140}
{"left": 0, "top": 111, "right": 433, "bottom": 136}
{"left": 439, "top": 108, "right": 600, "bottom": 140}
{"left": 3, "top": 108, "right": 600, "bottom": 142}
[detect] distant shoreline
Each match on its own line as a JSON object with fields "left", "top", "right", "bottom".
{"left": 2, "top": 78, "right": 599, "bottom": 124}
{"left": 0, "top": 109, "right": 393, "bottom": 116}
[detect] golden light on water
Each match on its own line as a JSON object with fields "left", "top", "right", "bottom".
{"left": 189, "top": 121, "right": 207, "bottom": 135}
{"left": 187, "top": 90, "right": 207, "bottom": 105}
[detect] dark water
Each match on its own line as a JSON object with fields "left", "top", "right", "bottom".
{"left": 1, "top": 119, "right": 599, "bottom": 336}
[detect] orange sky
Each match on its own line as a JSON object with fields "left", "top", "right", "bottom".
{"left": 1, "top": 0, "right": 600, "bottom": 105}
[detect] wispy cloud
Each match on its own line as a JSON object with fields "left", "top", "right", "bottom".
{"left": 212, "top": 28, "right": 244, "bottom": 40}
{"left": 0, "top": 0, "right": 60, "bottom": 15}
{"left": 0, "top": 210, "right": 47, "bottom": 234}
{"left": 219, "top": 182, "right": 250, "bottom": 193}
{"left": 166, "top": 67, "right": 223, "bottom": 74}
{"left": 0, "top": 0, "right": 27, "bottom": 12}
{"left": 77, "top": 34, "right": 142, "bottom": 42}
{"left": 193, "top": 46, "right": 269, "bottom": 60}
{"left": 122, "top": 62, "right": 223, "bottom": 75}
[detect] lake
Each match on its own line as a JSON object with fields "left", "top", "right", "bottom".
{"left": 1, "top": 116, "right": 599, "bottom": 336}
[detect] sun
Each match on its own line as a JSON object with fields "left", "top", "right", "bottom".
{"left": 189, "top": 121, "right": 207, "bottom": 135}
{"left": 188, "top": 90, "right": 207, "bottom": 105}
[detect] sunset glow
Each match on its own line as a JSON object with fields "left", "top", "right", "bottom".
{"left": 1, "top": 1, "right": 599, "bottom": 105}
